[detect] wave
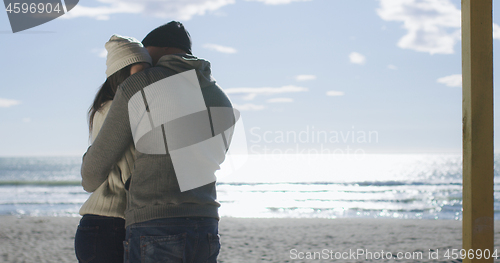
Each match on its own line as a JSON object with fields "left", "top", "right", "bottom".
{"left": 0, "top": 180, "right": 479, "bottom": 188}
{"left": 0, "top": 180, "right": 466, "bottom": 187}
{"left": 0, "top": 181, "right": 81, "bottom": 186}
{"left": 217, "top": 181, "right": 466, "bottom": 187}
{"left": 0, "top": 201, "right": 83, "bottom": 205}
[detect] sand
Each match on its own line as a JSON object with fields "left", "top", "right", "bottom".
{"left": 1, "top": 216, "right": 499, "bottom": 263}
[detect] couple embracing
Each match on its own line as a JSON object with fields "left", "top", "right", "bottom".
{"left": 75, "top": 21, "right": 233, "bottom": 263}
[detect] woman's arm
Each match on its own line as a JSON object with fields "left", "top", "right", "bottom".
{"left": 81, "top": 87, "right": 133, "bottom": 192}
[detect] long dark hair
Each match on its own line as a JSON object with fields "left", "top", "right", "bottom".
{"left": 88, "top": 64, "right": 132, "bottom": 133}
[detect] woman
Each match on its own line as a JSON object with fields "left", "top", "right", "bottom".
{"left": 75, "top": 35, "right": 151, "bottom": 263}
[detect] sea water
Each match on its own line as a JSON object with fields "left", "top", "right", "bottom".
{"left": 0, "top": 154, "right": 496, "bottom": 220}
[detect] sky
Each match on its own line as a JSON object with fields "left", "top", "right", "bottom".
{"left": 0, "top": 0, "right": 500, "bottom": 156}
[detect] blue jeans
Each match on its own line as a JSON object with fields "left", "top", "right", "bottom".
{"left": 123, "top": 217, "right": 220, "bottom": 263}
{"left": 75, "top": 214, "right": 126, "bottom": 263}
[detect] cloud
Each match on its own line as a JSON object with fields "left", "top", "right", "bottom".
{"left": 202, "top": 43, "right": 237, "bottom": 54}
{"left": 241, "top": 93, "right": 257, "bottom": 101}
{"left": 267, "top": 98, "right": 294, "bottom": 103}
{"left": 0, "top": 98, "right": 21, "bottom": 108}
{"left": 437, "top": 74, "right": 461, "bottom": 87}
{"left": 91, "top": 48, "right": 107, "bottom": 58}
{"left": 349, "top": 52, "right": 366, "bottom": 65}
{"left": 246, "top": 0, "right": 311, "bottom": 5}
{"left": 387, "top": 64, "right": 397, "bottom": 70}
{"left": 326, "top": 91, "right": 345, "bottom": 96}
{"left": 233, "top": 103, "right": 266, "bottom": 111}
{"left": 225, "top": 85, "right": 308, "bottom": 100}
{"left": 64, "top": 0, "right": 235, "bottom": 20}
{"left": 295, "top": 74, "right": 316, "bottom": 81}
{"left": 376, "top": 0, "right": 461, "bottom": 54}
{"left": 22, "top": 118, "right": 31, "bottom": 123}
{"left": 494, "top": 23, "right": 500, "bottom": 40}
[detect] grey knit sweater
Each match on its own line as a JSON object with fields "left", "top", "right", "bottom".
{"left": 81, "top": 54, "right": 233, "bottom": 227}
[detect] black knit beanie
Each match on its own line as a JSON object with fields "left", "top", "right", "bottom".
{"left": 142, "top": 21, "right": 192, "bottom": 54}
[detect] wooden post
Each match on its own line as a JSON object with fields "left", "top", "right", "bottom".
{"left": 462, "top": 0, "right": 494, "bottom": 262}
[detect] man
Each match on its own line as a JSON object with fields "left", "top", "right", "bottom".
{"left": 81, "top": 21, "right": 233, "bottom": 262}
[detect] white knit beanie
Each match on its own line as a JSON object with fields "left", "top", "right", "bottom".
{"left": 105, "top": 34, "right": 152, "bottom": 78}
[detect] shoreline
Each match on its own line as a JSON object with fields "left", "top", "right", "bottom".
{"left": 1, "top": 216, "right": 500, "bottom": 262}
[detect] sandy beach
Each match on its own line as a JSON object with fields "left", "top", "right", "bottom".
{"left": 1, "top": 216, "right": 499, "bottom": 263}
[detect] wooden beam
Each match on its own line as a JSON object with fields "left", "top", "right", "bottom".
{"left": 462, "top": 0, "right": 494, "bottom": 262}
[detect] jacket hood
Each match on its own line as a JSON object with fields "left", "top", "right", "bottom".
{"left": 156, "top": 54, "right": 216, "bottom": 88}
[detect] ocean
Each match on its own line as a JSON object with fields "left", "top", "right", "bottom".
{"left": 0, "top": 154, "right": 497, "bottom": 220}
